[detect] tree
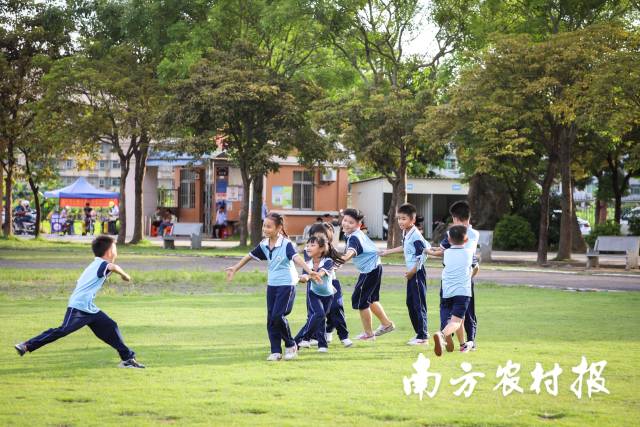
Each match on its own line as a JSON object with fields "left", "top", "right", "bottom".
{"left": 0, "top": 0, "right": 72, "bottom": 236}
{"left": 572, "top": 26, "right": 640, "bottom": 223}
{"left": 429, "top": 26, "right": 627, "bottom": 264}
{"left": 41, "top": 44, "right": 163, "bottom": 244}
{"left": 311, "top": 0, "right": 475, "bottom": 247}
{"left": 165, "top": 43, "right": 332, "bottom": 246}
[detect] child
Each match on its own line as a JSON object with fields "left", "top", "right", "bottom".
{"left": 341, "top": 208, "right": 394, "bottom": 341}
{"left": 380, "top": 203, "right": 430, "bottom": 345}
{"left": 432, "top": 225, "right": 473, "bottom": 357}
{"left": 14, "top": 235, "right": 144, "bottom": 368}
{"left": 307, "top": 222, "right": 352, "bottom": 348}
{"left": 225, "top": 212, "right": 320, "bottom": 362}
{"left": 295, "top": 236, "right": 345, "bottom": 352}
{"left": 426, "top": 200, "right": 479, "bottom": 352}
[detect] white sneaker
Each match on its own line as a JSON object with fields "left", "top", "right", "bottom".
{"left": 407, "top": 337, "right": 428, "bottom": 346}
{"left": 267, "top": 353, "right": 282, "bottom": 361}
{"left": 341, "top": 338, "right": 353, "bottom": 347}
{"left": 318, "top": 347, "right": 328, "bottom": 353}
{"left": 374, "top": 322, "right": 395, "bottom": 336}
{"left": 309, "top": 339, "right": 319, "bottom": 346}
{"left": 298, "top": 340, "right": 311, "bottom": 349}
{"left": 325, "top": 332, "right": 333, "bottom": 343}
{"left": 284, "top": 345, "right": 298, "bottom": 360}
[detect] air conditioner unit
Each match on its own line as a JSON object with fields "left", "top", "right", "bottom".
{"left": 320, "top": 169, "right": 337, "bottom": 182}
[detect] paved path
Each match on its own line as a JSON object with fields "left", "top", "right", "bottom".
{"left": 2, "top": 253, "right": 638, "bottom": 292}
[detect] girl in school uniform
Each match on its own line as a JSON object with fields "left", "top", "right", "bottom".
{"left": 295, "top": 235, "right": 345, "bottom": 352}
{"left": 305, "top": 222, "right": 352, "bottom": 348}
{"left": 226, "top": 213, "right": 320, "bottom": 361}
{"left": 340, "top": 208, "right": 395, "bottom": 341}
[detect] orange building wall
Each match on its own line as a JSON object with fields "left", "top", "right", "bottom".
{"left": 265, "top": 165, "right": 348, "bottom": 235}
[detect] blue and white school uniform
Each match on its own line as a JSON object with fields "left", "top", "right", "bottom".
{"left": 24, "top": 258, "right": 135, "bottom": 361}
{"left": 249, "top": 235, "right": 300, "bottom": 354}
{"left": 440, "top": 225, "right": 479, "bottom": 341}
{"left": 304, "top": 250, "right": 349, "bottom": 341}
{"left": 345, "top": 229, "right": 383, "bottom": 310}
{"left": 440, "top": 246, "right": 474, "bottom": 328}
{"left": 403, "top": 226, "right": 430, "bottom": 340}
{"left": 294, "top": 257, "right": 336, "bottom": 348}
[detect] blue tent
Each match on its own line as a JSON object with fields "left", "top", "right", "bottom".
{"left": 45, "top": 177, "right": 120, "bottom": 207}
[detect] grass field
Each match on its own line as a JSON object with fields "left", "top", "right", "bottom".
{"left": 1, "top": 269, "right": 639, "bottom": 426}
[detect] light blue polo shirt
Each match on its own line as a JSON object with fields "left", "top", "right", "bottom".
{"left": 440, "top": 224, "right": 480, "bottom": 267}
{"left": 250, "top": 235, "right": 299, "bottom": 286}
{"left": 441, "top": 247, "right": 473, "bottom": 298}
{"left": 403, "top": 226, "right": 430, "bottom": 270}
{"left": 345, "top": 229, "right": 380, "bottom": 274}
{"left": 68, "top": 257, "right": 112, "bottom": 314}
{"left": 307, "top": 257, "right": 336, "bottom": 297}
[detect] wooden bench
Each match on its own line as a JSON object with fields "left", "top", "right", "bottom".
{"left": 476, "top": 230, "right": 494, "bottom": 263}
{"left": 163, "top": 222, "right": 203, "bottom": 250}
{"left": 586, "top": 236, "right": 640, "bottom": 270}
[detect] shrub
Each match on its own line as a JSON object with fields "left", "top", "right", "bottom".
{"left": 585, "top": 220, "right": 620, "bottom": 248}
{"left": 627, "top": 216, "right": 640, "bottom": 236}
{"left": 493, "top": 214, "right": 536, "bottom": 250}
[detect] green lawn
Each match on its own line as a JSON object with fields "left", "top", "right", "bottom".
{"left": 0, "top": 277, "right": 638, "bottom": 426}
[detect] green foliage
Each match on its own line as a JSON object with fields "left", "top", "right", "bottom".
{"left": 585, "top": 220, "right": 621, "bottom": 247}
{"left": 494, "top": 214, "right": 536, "bottom": 251}
{"left": 628, "top": 217, "right": 640, "bottom": 236}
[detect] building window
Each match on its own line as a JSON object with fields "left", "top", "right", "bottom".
{"left": 101, "top": 143, "right": 112, "bottom": 154}
{"left": 112, "top": 177, "right": 121, "bottom": 187}
{"left": 65, "top": 160, "right": 74, "bottom": 169}
{"left": 292, "top": 170, "right": 314, "bottom": 210}
{"left": 99, "top": 178, "right": 106, "bottom": 187}
{"left": 179, "top": 169, "right": 196, "bottom": 208}
{"left": 99, "top": 160, "right": 107, "bottom": 170}
{"left": 631, "top": 185, "right": 640, "bottom": 196}
{"left": 112, "top": 160, "right": 120, "bottom": 169}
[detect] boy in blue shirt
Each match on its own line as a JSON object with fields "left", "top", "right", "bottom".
{"left": 14, "top": 235, "right": 144, "bottom": 368}
{"left": 426, "top": 200, "right": 479, "bottom": 352}
{"left": 432, "top": 225, "right": 473, "bottom": 357}
{"left": 380, "top": 203, "right": 430, "bottom": 345}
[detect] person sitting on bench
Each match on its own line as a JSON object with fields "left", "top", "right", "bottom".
{"left": 212, "top": 205, "right": 228, "bottom": 239}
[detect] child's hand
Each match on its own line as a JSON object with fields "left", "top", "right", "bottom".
{"left": 121, "top": 273, "right": 131, "bottom": 282}
{"left": 378, "top": 249, "right": 387, "bottom": 257}
{"left": 299, "top": 274, "right": 310, "bottom": 283}
{"left": 224, "top": 267, "right": 235, "bottom": 282}
{"left": 404, "top": 270, "right": 415, "bottom": 279}
{"left": 309, "top": 271, "right": 322, "bottom": 283}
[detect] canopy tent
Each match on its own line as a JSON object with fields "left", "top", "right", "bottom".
{"left": 44, "top": 177, "right": 120, "bottom": 207}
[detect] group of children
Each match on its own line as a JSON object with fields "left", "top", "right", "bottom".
{"left": 14, "top": 201, "right": 479, "bottom": 365}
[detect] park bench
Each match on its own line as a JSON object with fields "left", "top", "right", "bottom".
{"left": 163, "top": 222, "right": 203, "bottom": 250}
{"left": 476, "top": 230, "right": 494, "bottom": 263}
{"left": 586, "top": 236, "right": 640, "bottom": 270}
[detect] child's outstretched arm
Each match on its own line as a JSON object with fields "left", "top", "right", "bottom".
{"left": 108, "top": 263, "right": 131, "bottom": 282}
{"left": 424, "top": 247, "right": 443, "bottom": 257}
{"left": 405, "top": 264, "right": 418, "bottom": 279}
{"left": 378, "top": 246, "right": 403, "bottom": 257}
{"left": 225, "top": 255, "right": 252, "bottom": 282}
{"left": 292, "top": 255, "right": 322, "bottom": 283}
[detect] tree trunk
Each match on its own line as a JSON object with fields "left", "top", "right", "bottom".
{"left": 130, "top": 134, "right": 150, "bottom": 244}
{"left": 238, "top": 170, "right": 251, "bottom": 247}
{"left": 556, "top": 128, "right": 574, "bottom": 261}
{"left": 2, "top": 144, "right": 15, "bottom": 237}
{"left": 386, "top": 161, "right": 407, "bottom": 249}
{"left": 571, "top": 188, "right": 587, "bottom": 253}
{"left": 537, "top": 160, "right": 557, "bottom": 265}
{"left": 250, "top": 174, "right": 264, "bottom": 247}
{"left": 26, "top": 176, "right": 41, "bottom": 238}
{"left": 467, "top": 173, "right": 511, "bottom": 229}
{"left": 117, "top": 158, "right": 130, "bottom": 245}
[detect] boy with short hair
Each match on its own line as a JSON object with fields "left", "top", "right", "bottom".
{"left": 380, "top": 203, "right": 431, "bottom": 345}
{"left": 426, "top": 200, "right": 479, "bottom": 352}
{"left": 14, "top": 235, "right": 144, "bottom": 368}
{"left": 432, "top": 225, "right": 473, "bottom": 357}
